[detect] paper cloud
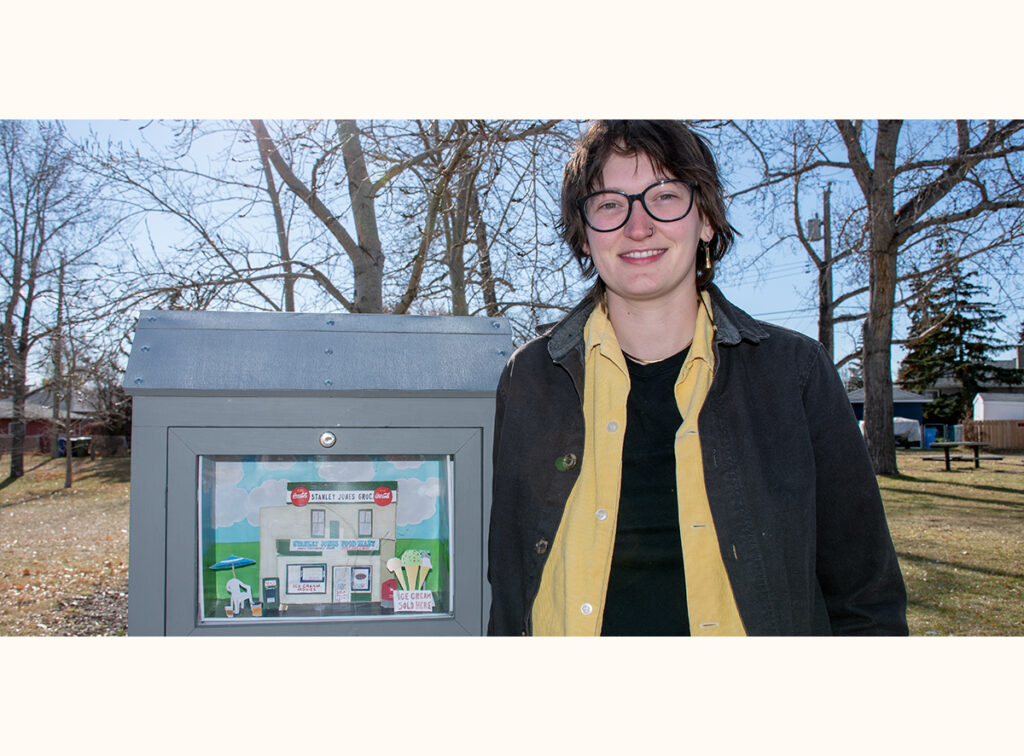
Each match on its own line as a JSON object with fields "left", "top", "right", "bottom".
{"left": 395, "top": 477, "right": 441, "bottom": 526}
{"left": 214, "top": 476, "right": 290, "bottom": 528}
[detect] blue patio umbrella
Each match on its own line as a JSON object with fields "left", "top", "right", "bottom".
{"left": 210, "top": 555, "right": 255, "bottom": 578}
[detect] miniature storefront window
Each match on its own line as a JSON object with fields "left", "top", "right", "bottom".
{"left": 311, "top": 509, "right": 326, "bottom": 538}
{"left": 198, "top": 453, "right": 453, "bottom": 623}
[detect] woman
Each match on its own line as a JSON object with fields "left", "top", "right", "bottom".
{"left": 486, "top": 120, "right": 907, "bottom": 636}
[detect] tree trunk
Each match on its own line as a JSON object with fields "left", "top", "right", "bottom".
{"left": 863, "top": 244, "right": 899, "bottom": 474}
{"left": 393, "top": 134, "right": 475, "bottom": 315}
{"left": 8, "top": 363, "right": 26, "bottom": 478}
{"left": 252, "top": 121, "right": 295, "bottom": 312}
{"left": 64, "top": 374, "right": 72, "bottom": 488}
{"left": 470, "top": 184, "right": 499, "bottom": 317}
{"left": 51, "top": 257, "right": 65, "bottom": 458}
{"left": 336, "top": 120, "right": 385, "bottom": 313}
{"left": 50, "top": 392, "right": 60, "bottom": 458}
{"left": 250, "top": 120, "right": 364, "bottom": 313}
{"left": 448, "top": 169, "right": 474, "bottom": 316}
{"left": 862, "top": 121, "right": 902, "bottom": 475}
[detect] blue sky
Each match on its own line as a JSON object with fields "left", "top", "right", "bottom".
{"left": 61, "top": 119, "right": 1023, "bottom": 378}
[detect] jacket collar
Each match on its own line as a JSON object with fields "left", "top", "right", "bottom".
{"left": 545, "top": 293, "right": 598, "bottom": 363}
{"left": 705, "top": 284, "right": 771, "bottom": 346}
{"left": 544, "top": 283, "right": 769, "bottom": 364}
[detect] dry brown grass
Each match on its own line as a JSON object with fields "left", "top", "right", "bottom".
{"left": 0, "top": 450, "right": 1020, "bottom": 636}
{"left": 0, "top": 455, "right": 129, "bottom": 635}
{"left": 882, "top": 450, "right": 1024, "bottom": 636}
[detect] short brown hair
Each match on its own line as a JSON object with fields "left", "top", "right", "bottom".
{"left": 559, "top": 120, "right": 735, "bottom": 291}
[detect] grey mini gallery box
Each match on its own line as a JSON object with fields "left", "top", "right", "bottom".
{"left": 124, "top": 310, "right": 512, "bottom": 636}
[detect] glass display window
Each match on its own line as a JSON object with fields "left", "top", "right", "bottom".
{"left": 198, "top": 453, "right": 453, "bottom": 623}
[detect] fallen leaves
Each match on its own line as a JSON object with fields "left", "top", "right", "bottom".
{"left": 0, "top": 456, "right": 130, "bottom": 636}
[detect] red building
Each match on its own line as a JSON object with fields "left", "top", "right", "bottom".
{"left": 0, "top": 390, "right": 95, "bottom": 455}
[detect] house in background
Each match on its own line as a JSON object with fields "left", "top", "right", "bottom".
{"left": 847, "top": 387, "right": 931, "bottom": 426}
{"left": 0, "top": 387, "right": 99, "bottom": 455}
{"left": 922, "top": 345, "right": 1024, "bottom": 405}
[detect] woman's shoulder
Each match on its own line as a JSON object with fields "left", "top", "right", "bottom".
{"left": 757, "top": 321, "right": 827, "bottom": 353}
{"left": 723, "top": 318, "right": 838, "bottom": 388}
{"left": 505, "top": 332, "right": 552, "bottom": 366}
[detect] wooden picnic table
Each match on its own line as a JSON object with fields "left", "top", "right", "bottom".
{"left": 927, "top": 441, "right": 991, "bottom": 471}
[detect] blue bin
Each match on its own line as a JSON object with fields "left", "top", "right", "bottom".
{"left": 924, "top": 426, "right": 938, "bottom": 450}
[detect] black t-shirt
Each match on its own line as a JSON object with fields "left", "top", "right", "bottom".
{"left": 600, "top": 346, "right": 690, "bottom": 636}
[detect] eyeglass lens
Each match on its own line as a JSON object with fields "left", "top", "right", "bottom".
{"left": 583, "top": 180, "right": 693, "bottom": 231}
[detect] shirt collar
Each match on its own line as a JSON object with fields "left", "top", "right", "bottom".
{"left": 545, "top": 284, "right": 769, "bottom": 367}
{"left": 584, "top": 302, "right": 629, "bottom": 377}
{"left": 690, "top": 289, "right": 715, "bottom": 369}
{"left": 583, "top": 291, "right": 716, "bottom": 374}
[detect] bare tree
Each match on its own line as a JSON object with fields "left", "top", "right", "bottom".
{"left": 363, "top": 119, "right": 581, "bottom": 338}
{"left": 85, "top": 121, "right": 306, "bottom": 315}
{"left": 727, "top": 119, "right": 1024, "bottom": 474}
{"left": 1, "top": 121, "right": 114, "bottom": 478}
{"left": 92, "top": 120, "right": 581, "bottom": 344}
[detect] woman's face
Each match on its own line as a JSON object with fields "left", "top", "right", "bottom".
{"left": 582, "top": 151, "right": 713, "bottom": 311}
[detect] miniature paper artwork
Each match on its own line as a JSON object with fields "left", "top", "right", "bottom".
{"left": 201, "top": 454, "right": 450, "bottom": 622}
{"left": 387, "top": 548, "right": 431, "bottom": 591}
{"left": 419, "top": 552, "right": 432, "bottom": 590}
{"left": 333, "top": 566, "right": 351, "bottom": 603}
{"left": 402, "top": 549, "right": 422, "bottom": 592}
{"left": 393, "top": 590, "right": 434, "bottom": 612}
{"left": 389, "top": 548, "right": 434, "bottom": 612}
{"left": 386, "top": 557, "right": 407, "bottom": 590}
{"left": 209, "top": 555, "right": 260, "bottom": 617}
{"left": 381, "top": 578, "right": 398, "bottom": 609}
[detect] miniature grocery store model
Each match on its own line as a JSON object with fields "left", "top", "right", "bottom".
{"left": 125, "top": 309, "right": 511, "bottom": 636}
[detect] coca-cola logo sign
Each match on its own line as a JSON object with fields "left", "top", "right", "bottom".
{"left": 373, "top": 486, "right": 393, "bottom": 506}
{"left": 290, "top": 486, "right": 310, "bottom": 507}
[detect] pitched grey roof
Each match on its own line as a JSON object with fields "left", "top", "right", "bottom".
{"left": 847, "top": 387, "right": 931, "bottom": 403}
{"left": 0, "top": 399, "right": 57, "bottom": 421}
{"left": 124, "top": 309, "right": 513, "bottom": 395}
{"left": 974, "top": 393, "right": 1024, "bottom": 403}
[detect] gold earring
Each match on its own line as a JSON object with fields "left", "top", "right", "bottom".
{"left": 700, "top": 240, "right": 712, "bottom": 272}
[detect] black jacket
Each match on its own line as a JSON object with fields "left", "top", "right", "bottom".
{"left": 487, "top": 285, "right": 908, "bottom": 636}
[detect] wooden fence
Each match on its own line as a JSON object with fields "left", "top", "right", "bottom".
{"left": 963, "top": 419, "right": 1024, "bottom": 450}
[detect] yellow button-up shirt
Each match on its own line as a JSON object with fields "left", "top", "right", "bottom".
{"left": 531, "top": 291, "right": 746, "bottom": 636}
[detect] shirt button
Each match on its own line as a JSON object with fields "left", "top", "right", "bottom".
{"left": 606, "top": 421, "right": 619, "bottom": 432}
{"left": 595, "top": 509, "right": 607, "bottom": 521}
{"left": 534, "top": 539, "right": 549, "bottom": 555}
{"left": 580, "top": 603, "right": 593, "bottom": 616}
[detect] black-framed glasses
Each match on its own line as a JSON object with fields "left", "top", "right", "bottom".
{"left": 577, "top": 179, "right": 697, "bottom": 232}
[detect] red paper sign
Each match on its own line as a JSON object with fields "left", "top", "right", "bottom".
{"left": 373, "top": 486, "right": 393, "bottom": 506}
{"left": 290, "top": 487, "right": 310, "bottom": 507}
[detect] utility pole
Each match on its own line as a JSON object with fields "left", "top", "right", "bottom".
{"left": 807, "top": 183, "right": 834, "bottom": 360}
{"left": 821, "top": 183, "right": 833, "bottom": 360}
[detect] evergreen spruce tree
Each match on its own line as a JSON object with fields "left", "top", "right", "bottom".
{"left": 899, "top": 241, "right": 1023, "bottom": 424}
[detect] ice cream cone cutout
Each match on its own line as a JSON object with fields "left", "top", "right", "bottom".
{"left": 418, "top": 552, "right": 432, "bottom": 590}
{"left": 401, "top": 549, "right": 422, "bottom": 592}
{"left": 387, "top": 557, "right": 407, "bottom": 590}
